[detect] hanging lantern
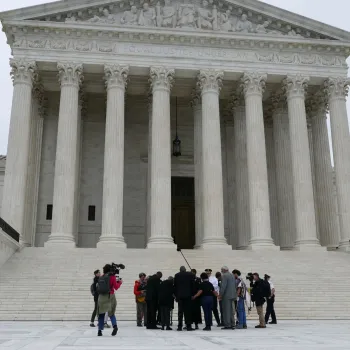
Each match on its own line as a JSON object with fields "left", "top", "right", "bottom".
{"left": 173, "top": 97, "right": 182, "bottom": 157}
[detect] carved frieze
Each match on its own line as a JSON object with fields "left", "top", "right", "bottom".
{"left": 33, "top": 0, "right": 320, "bottom": 39}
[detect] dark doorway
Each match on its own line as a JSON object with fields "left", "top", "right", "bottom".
{"left": 171, "top": 177, "right": 195, "bottom": 250}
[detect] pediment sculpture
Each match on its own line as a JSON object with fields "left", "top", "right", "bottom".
{"left": 63, "top": 0, "right": 306, "bottom": 38}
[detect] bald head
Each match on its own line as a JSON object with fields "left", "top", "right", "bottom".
{"left": 180, "top": 266, "right": 186, "bottom": 273}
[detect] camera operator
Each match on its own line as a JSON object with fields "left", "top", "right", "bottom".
{"left": 134, "top": 272, "right": 147, "bottom": 327}
{"left": 97, "top": 264, "right": 123, "bottom": 337}
{"left": 251, "top": 273, "right": 266, "bottom": 329}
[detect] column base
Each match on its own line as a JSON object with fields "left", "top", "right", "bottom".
{"left": 337, "top": 241, "right": 350, "bottom": 252}
{"left": 45, "top": 235, "right": 76, "bottom": 248}
{"left": 293, "top": 240, "right": 325, "bottom": 252}
{"left": 248, "top": 238, "right": 279, "bottom": 251}
{"left": 199, "top": 237, "right": 231, "bottom": 250}
{"left": 147, "top": 237, "right": 175, "bottom": 249}
{"left": 97, "top": 237, "right": 126, "bottom": 248}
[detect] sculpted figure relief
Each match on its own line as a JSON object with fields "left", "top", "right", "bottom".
{"left": 88, "top": 8, "right": 115, "bottom": 24}
{"left": 156, "top": 0, "right": 177, "bottom": 28}
{"left": 177, "top": 4, "right": 196, "bottom": 28}
{"left": 197, "top": 0, "right": 215, "bottom": 30}
{"left": 219, "top": 10, "right": 233, "bottom": 32}
{"left": 121, "top": 6, "right": 138, "bottom": 25}
{"left": 138, "top": 3, "right": 156, "bottom": 27}
{"left": 236, "top": 14, "right": 253, "bottom": 33}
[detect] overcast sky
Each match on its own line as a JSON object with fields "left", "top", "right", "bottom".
{"left": 0, "top": 0, "right": 349, "bottom": 155}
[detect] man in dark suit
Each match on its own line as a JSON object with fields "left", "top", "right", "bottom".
{"left": 159, "top": 276, "right": 175, "bottom": 330}
{"left": 174, "top": 266, "right": 195, "bottom": 331}
{"left": 145, "top": 271, "right": 162, "bottom": 329}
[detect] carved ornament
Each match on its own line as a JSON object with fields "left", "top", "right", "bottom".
{"left": 10, "top": 58, "right": 37, "bottom": 86}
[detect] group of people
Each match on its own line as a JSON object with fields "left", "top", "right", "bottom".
{"left": 133, "top": 266, "right": 277, "bottom": 331}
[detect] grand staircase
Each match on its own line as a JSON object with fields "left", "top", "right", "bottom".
{"left": 0, "top": 247, "right": 349, "bottom": 321}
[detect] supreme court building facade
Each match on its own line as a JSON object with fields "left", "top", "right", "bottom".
{"left": 1, "top": 0, "right": 350, "bottom": 251}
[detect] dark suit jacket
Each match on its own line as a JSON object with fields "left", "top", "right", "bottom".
{"left": 145, "top": 275, "right": 161, "bottom": 301}
{"left": 174, "top": 271, "right": 195, "bottom": 299}
{"left": 158, "top": 279, "right": 175, "bottom": 308}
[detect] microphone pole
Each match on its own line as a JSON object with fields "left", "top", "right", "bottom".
{"left": 177, "top": 248, "right": 192, "bottom": 270}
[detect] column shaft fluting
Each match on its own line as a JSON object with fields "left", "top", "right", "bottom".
{"left": 1, "top": 59, "right": 37, "bottom": 245}
{"left": 46, "top": 63, "right": 83, "bottom": 247}
{"left": 325, "top": 77, "right": 350, "bottom": 250}
{"left": 283, "top": 75, "right": 320, "bottom": 249}
{"left": 98, "top": 65, "right": 129, "bottom": 247}
{"left": 233, "top": 99, "right": 250, "bottom": 249}
{"left": 310, "top": 95, "right": 340, "bottom": 248}
{"left": 264, "top": 116, "right": 280, "bottom": 246}
{"left": 271, "top": 97, "right": 295, "bottom": 249}
{"left": 147, "top": 67, "right": 175, "bottom": 248}
{"left": 192, "top": 91, "right": 203, "bottom": 248}
{"left": 146, "top": 94, "right": 153, "bottom": 242}
{"left": 242, "top": 73, "right": 275, "bottom": 249}
{"left": 198, "top": 69, "right": 228, "bottom": 248}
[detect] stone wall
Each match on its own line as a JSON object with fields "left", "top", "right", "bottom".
{"left": 0, "top": 156, "right": 5, "bottom": 214}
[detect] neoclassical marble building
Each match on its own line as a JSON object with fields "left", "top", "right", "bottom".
{"left": 1, "top": 0, "right": 350, "bottom": 251}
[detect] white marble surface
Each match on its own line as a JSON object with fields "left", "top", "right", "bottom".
{"left": 1, "top": 321, "right": 350, "bottom": 350}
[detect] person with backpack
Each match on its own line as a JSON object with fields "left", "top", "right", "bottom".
{"left": 90, "top": 270, "right": 100, "bottom": 327}
{"left": 134, "top": 272, "right": 147, "bottom": 327}
{"left": 233, "top": 269, "right": 247, "bottom": 329}
{"left": 264, "top": 274, "right": 277, "bottom": 325}
{"left": 97, "top": 264, "right": 123, "bottom": 336}
{"left": 251, "top": 273, "right": 270, "bottom": 329}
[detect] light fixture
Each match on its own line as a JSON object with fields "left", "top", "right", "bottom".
{"left": 173, "top": 96, "right": 181, "bottom": 157}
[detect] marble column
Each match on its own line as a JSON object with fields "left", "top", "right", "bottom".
{"left": 46, "top": 62, "right": 83, "bottom": 247}
{"left": 271, "top": 92, "right": 295, "bottom": 249}
{"left": 146, "top": 93, "right": 152, "bottom": 242}
{"left": 23, "top": 84, "right": 45, "bottom": 246}
{"left": 197, "top": 69, "right": 229, "bottom": 248}
{"left": 147, "top": 67, "right": 175, "bottom": 248}
{"left": 308, "top": 92, "right": 340, "bottom": 248}
{"left": 192, "top": 89, "right": 203, "bottom": 249}
{"left": 233, "top": 95, "right": 250, "bottom": 250}
{"left": 1, "top": 59, "right": 37, "bottom": 245}
{"left": 283, "top": 75, "right": 321, "bottom": 250}
{"left": 241, "top": 72, "right": 276, "bottom": 249}
{"left": 98, "top": 64, "right": 129, "bottom": 248}
{"left": 324, "top": 77, "right": 350, "bottom": 251}
{"left": 264, "top": 113, "right": 280, "bottom": 246}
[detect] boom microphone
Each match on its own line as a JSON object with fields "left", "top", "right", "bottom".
{"left": 176, "top": 247, "right": 192, "bottom": 270}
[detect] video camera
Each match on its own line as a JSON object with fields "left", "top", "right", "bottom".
{"left": 111, "top": 263, "right": 125, "bottom": 279}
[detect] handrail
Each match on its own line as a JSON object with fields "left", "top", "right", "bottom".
{"left": 0, "top": 217, "right": 20, "bottom": 243}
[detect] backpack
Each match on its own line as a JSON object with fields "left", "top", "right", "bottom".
{"left": 90, "top": 282, "right": 96, "bottom": 296}
{"left": 97, "top": 274, "right": 110, "bottom": 295}
{"left": 261, "top": 279, "right": 271, "bottom": 298}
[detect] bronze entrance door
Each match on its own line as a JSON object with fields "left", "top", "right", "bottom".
{"left": 171, "top": 177, "right": 195, "bottom": 250}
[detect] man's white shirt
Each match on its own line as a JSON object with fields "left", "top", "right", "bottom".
{"left": 209, "top": 276, "right": 219, "bottom": 294}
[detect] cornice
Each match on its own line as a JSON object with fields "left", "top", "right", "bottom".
{"left": 4, "top": 19, "right": 350, "bottom": 57}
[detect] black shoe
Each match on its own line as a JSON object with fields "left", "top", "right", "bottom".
{"left": 269, "top": 321, "right": 277, "bottom": 324}
{"left": 137, "top": 324, "right": 142, "bottom": 327}
{"left": 186, "top": 327, "right": 195, "bottom": 331}
{"left": 177, "top": 327, "right": 182, "bottom": 331}
{"left": 255, "top": 325, "right": 266, "bottom": 328}
{"left": 221, "top": 327, "right": 233, "bottom": 330}
{"left": 166, "top": 327, "right": 172, "bottom": 331}
{"left": 97, "top": 330, "right": 102, "bottom": 336}
{"left": 90, "top": 323, "right": 95, "bottom": 327}
{"left": 195, "top": 325, "right": 199, "bottom": 330}
{"left": 111, "top": 326, "right": 118, "bottom": 336}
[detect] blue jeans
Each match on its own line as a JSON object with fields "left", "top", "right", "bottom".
{"left": 201, "top": 296, "right": 213, "bottom": 327}
{"left": 98, "top": 313, "right": 117, "bottom": 331}
{"left": 237, "top": 298, "right": 246, "bottom": 327}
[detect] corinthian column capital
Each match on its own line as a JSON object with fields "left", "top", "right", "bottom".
{"left": 104, "top": 64, "right": 129, "bottom": 90}
{"left": 307, "top": 91, "right": 329, "bottom": 117}
{"left": 190, "top": 88, "right": 201, "bottom": 108}
{"left": 10, "top": 58, "right": 37, "bottom": 86}
{"left": 283, "top": 74, "right": 309, "bottom": 99}
{"left": 324, "top": 77, "right": 350, "bottom": 101}
{"left": 57, "top": 62, "right": 84, "bottom": 88}
{"left": 241, "top": 72, "right": 267, "bottom": 97}
{"left": 197, "top": 69, "right": 224, "bottom": 94}
{"left": 271, "top": 89, "right": 287, "bottom": 111}
{"left": 149, "top": 66, "right": 175, "bottom": 92}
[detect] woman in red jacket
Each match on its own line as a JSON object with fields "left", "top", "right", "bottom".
{"left": 134, "top": 273, "right": 147, "bottom": 327}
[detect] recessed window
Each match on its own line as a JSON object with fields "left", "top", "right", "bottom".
{"left": 88, "top": 206, "right": 96, "bottom": 222}
{"left": 46, "top": 205, "right": 53, "bottom": 220}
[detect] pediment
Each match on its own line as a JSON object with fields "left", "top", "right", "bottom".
{"left": 1, "top": 0, "right": 350, "bottom": 42}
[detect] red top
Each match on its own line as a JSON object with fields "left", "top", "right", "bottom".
{"left": 134, "top": 280, "right": 142, "bottom": 296}
{"left": 109, "top": 275, "right": 122, "bottom": 295}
